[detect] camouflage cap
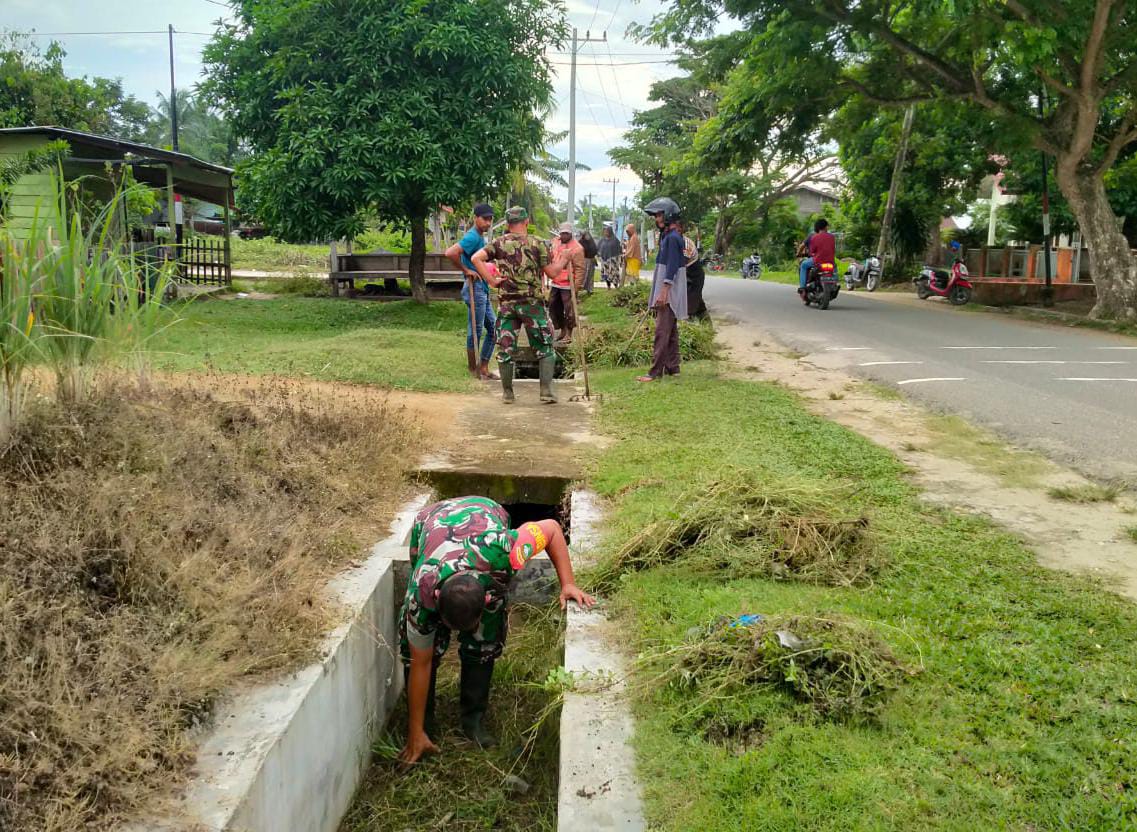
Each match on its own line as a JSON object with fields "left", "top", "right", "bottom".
{"left": 505, "top": 206, "right": 529, "bottom": 223}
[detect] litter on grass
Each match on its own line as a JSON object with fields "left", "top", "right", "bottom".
{"left": 666, "top": 614, "right": 916, "bottom": 723}
{"left": 588, "top": 472, "right": 881, "bottom": 591}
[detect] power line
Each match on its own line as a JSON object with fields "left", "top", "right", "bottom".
{"left": 604, "top": 39, "right": 633, "bottom": 120}
{"left": 18, "top": 29, "right": 215, "bottom": 36}
{"left": 587, "top": 43, "right": 622, "bottom": 126}
{"left": 549, "top": 58, "right": 674, "bottom": 66}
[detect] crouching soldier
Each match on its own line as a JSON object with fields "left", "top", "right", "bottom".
{"left": 397, "top": 495, "right": 595, "bottom": 766}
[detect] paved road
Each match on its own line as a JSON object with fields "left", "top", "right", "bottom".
{"left": 706, "top": 276, "right": 1137, "bottom": 482}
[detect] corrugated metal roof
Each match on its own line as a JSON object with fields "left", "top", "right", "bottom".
{"left": 0, "top": 126, "right": 234, "bottom": 176}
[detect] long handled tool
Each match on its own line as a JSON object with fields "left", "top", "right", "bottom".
{"left": 467, "top": 274, "right": 480, "bottom": 378}
{"left": 566, "top": 268, "right": 592, "bottom": 400}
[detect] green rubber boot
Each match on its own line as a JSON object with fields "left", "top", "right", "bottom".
{"left": 500, "top": 362, "right": 515, "bottom": 404}
{"left": 459, "top": 660, "right": 498, "bottom": 748}
{"left": 539, "top": 355, "right": 558, "bottom": 404}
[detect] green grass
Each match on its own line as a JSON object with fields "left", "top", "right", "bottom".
{"left": 151, "top": 296, "right": 478, "bottom": 392}
{"left": 229, "top": 237, "right": 330, "bottom": 273}
{"left": 342, "top": 605, "right": 564, "bottom": 832}
{"left": 1126, "top": 526, "right": 1137, "bottom": 544}
{"left": 587, "top": 363, "right": 1137, "bottom": 830}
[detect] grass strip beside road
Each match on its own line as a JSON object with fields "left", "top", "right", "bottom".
{"left": 587, "top": 353, "right": 1137, "bottom": 828}
{"left": 151, "top": 296, "right": 478, "bottom": 392}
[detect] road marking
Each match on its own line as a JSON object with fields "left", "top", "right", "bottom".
{"left": 1058, "top": 377, "right": 1137, "bottom": 382}
{"left": 825, "top": 347, "right": 873, "bottom": 351}
{"left": 897, "top": 377, "right": 968, "bottom": 385}
{"left": 1097, "top": 346, "right": 1137, "bottom": 350}
{"left": 858, "top": 361, "right": 924, "bottom": 366}
{"left": 982, "top": 360, "right": 1127, "bottom": 365}
{"left": 942, "top": 345, "right": 1056, "bottom": 350}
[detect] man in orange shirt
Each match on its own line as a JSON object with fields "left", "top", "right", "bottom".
{"left": 549, "top": 222, "right": 586, "bottom": 345}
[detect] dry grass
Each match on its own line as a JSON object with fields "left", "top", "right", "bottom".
{"left": 1047, "top": 482, "right": 1121, "bottom": 503}
{"left": 587, "top": 472, "right": 881, "bottom": 593}
{"left": 0, "top": 374, "right": 423, "bottom": 832}
{"left": 658, "top": 614, "right": 916, "bottom": 724}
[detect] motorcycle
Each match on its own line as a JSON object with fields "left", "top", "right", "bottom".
{"left": 844, "top": 253, "right": 881, "bottom": 292}
{"left": 803, "top": 261, "right": 839, "bottom": 309}
{"left": 741, "top": 252, "right": 763, "bottom": 280}
{"left": 914, "top": 254, "right": 973, "bottom": 306}
{"left": 705, "top": 253, "right": 727, "bottom": 272}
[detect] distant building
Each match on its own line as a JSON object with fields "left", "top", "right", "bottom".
{"left": 789, "top": 185, "right": 838, "bottom": 217}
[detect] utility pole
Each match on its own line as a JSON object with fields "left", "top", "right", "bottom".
{"left": 168, "top": 24, "right": 179, "bottom": 151}
{"left": 604, "top": 177, "right": 619, "bottom": 228}
{"left": 587, "top": 193, "right": 593, "bottom": 230}
{"left": 568, "top": 27, "right": 606, "bottom": 229}
{"left": 1038, "top": 88, "right": 1054, "bottom": 307}
{"left": 876, "top": 105, "right": 915, "bottom": 262}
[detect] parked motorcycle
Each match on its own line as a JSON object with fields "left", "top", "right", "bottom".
{"left": 914, "top": 253, "right": 973, "bottom": 306}
{"left": 844, "top": 253, "right": 881, "bottom": 292}
{"left": 803, "top": 261, "right": 839, "bottom": 309}
{"left": 705, "top": 253, "right": 727, "bottom": 272}
{"left": 741, "top": 252, "right": 763, "bottom": 280}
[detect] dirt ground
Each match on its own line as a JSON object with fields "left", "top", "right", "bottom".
{"left": 715, "top": 318, "right": 1137, "bottom": 601}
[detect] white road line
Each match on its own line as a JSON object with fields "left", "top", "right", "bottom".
{"left": 825, "top": 347, "right": 873, "bottom": 351}
{"left": 1097, "top": 346, "right": 1137, "bottom": 350}
{"left": 858, "top": 361, "right": 924, "bottom": 366}
{"left": 897, "top": 377, "right": 968, "bottom": 385}
{"left": 942, "top": 345, "right": 1056, "bottom": 350}
{"left": 1058, "top": 378, "right": 1137, "bottom": 382}
{"left": 982, "top": 360, "right": 1128, "bottom": 365}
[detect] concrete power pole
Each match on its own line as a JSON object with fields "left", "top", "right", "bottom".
{"left": 168, "top": 24, "right": 179, "bottom": 151}
{"left": 568, "top": 27, "right": 606, "bottom": 230}
{"left": 604, "top": 177, "right": 619, "bottom": 228}
{"left": 876, "top": 105, "right": 916, "bottom": 263}
{"left": 587, "top": 193, "right": 593, "bottom": 230}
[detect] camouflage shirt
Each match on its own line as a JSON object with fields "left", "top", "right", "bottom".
{"left": 402, "top": 496, "right": 542, "bottom": 651}
{"left": 482, "top": 232, "right": 550, "bottom": 303}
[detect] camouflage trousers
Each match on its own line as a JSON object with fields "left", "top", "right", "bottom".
{"left": 496, "top": 300, "right": 554, "bottom": 364}
{"left": 398, "top": 601, "right": 509, "bottom": 665}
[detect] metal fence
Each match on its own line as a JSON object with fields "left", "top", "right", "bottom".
{"left": 130, "top": 229, "right": 231, "bottom": 287}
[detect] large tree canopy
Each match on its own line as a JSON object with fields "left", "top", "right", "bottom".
{"left": 203, "top": 0, "right": 565, "bottom": 301}
{"left": 644, "top": 0, "right": 1137, "bottom": 320}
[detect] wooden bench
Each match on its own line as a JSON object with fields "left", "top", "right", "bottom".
{"left": 328, "top": 248, "right": 466, "bottom": 299}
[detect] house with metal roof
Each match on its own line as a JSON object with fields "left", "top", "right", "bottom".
{"left": 0, "top": 126, "right": 235, "bottom": 286}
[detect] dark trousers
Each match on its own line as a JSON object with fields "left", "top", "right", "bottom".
{"left": 686, "top": 264, "right": 707, "bottom": 320}
{"left": 650, "top": 304, "right": 680, "bottom": 378}
{"left": 548, "top": 287, "right": 576, "bottom": 333}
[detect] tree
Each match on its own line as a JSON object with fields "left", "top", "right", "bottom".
{"left": 148, "top": 91, "right": 247, "bottom": 167}
{"left": 643, "top": 0, "right": 1137, "bottom": 320}
{"left": 0, "top": 33, "right": 151, "bottom": 140}
{"left": 203, "top": 0, "right": 565, "bottom": 302}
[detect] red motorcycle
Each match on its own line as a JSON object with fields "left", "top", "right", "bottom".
{"left": 914, "top": 251, "right": 973, "bottom": 306}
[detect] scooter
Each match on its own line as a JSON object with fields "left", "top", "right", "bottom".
{"left": 741, "top": 252, "right": 763, "bottom": 280}
{"left": 844, "top": 253, "right": 881, "bottom": 291}
{"left": 914, "top": 254, "right": 973, "bottom": 306}
{"left": 803, "top": 261, "right": 839, "bottom": 309}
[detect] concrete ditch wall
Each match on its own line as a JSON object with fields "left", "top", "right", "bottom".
{"left": 134, "top": 496, "right": 427, "bottom": 832}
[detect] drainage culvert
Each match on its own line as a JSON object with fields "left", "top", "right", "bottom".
{"left": 342, "top": 470, "right": 575, "bottom": 831}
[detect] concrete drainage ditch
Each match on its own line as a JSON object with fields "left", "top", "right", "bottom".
{"left": 134, "top": 471, "right": 643, "bottom": 832}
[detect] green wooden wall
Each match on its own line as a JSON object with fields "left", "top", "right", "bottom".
{"left": 0, "top": 134, "right": 62, "bottom": 238}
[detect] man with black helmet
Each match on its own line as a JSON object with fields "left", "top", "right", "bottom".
{"left": 637, "top": 196, "right": 688, "bottom": 382}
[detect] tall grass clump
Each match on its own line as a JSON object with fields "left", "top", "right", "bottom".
{"left": 0, "top": 230, "right": 39, "bottom": 443}
{"left": 25, "top": 175, "right": 170, "bottom": 403}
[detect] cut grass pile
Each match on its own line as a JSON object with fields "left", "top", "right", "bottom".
{"left": 342, "top": 604, "right": 564, "bottom": 832}
{"left": 150, "top": 296, "right": 478, "bottom": 392}
{"left": 573, "top": 283, "right": 717, "bottom": 371}
{"left": 589, "top": 363, "right": 1137, "bottom": 829}
{"left": 1127, "top": 525, "right": 1137, "bottom": 543}
{"left": 0, "top": 376, "right": 421, "bottom": 832}
{"left": 660, "top": 614, "right": 915, "bottom": 724}
{"left": 1047, "top": 482, "right": 1120, "bottom": 503}
{"left": 587, "top": 471, "right": 878, "bottom": 593}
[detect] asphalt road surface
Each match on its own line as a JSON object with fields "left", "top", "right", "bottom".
{"left": 707, "top": 276, "right": 1137, "bottom": 482}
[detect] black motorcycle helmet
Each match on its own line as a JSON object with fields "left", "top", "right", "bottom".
{"left": 643, "top": 196, "right": 682, "bottom": 224}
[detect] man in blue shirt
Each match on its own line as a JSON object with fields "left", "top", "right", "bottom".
{"left": 446, "top": 204, "right": 497, "bottom": 379}
{"left": 637, "top": 196, "right": 688, "bottom": 382}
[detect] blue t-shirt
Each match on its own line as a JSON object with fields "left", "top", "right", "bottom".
{"left": 459, "top": 227, "right": 485, "bottom": 272}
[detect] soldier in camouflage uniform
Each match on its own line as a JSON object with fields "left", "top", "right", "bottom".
{"left": 472, "top": 206, "right": 569, "bottom": 404}
{"left": 397, "top": 495, "right": 594, "bottom": 766}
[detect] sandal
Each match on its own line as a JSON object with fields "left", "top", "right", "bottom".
{"left": 635, "top": 375, "right": 658, "bottom": 383}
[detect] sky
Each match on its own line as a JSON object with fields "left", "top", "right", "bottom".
{"left": 5, "top": 0, "right": 683, "bottom": 220}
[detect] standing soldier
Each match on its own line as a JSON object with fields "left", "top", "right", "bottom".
{"left": 472, "top": 207, "right": 568, "bottom": 405}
